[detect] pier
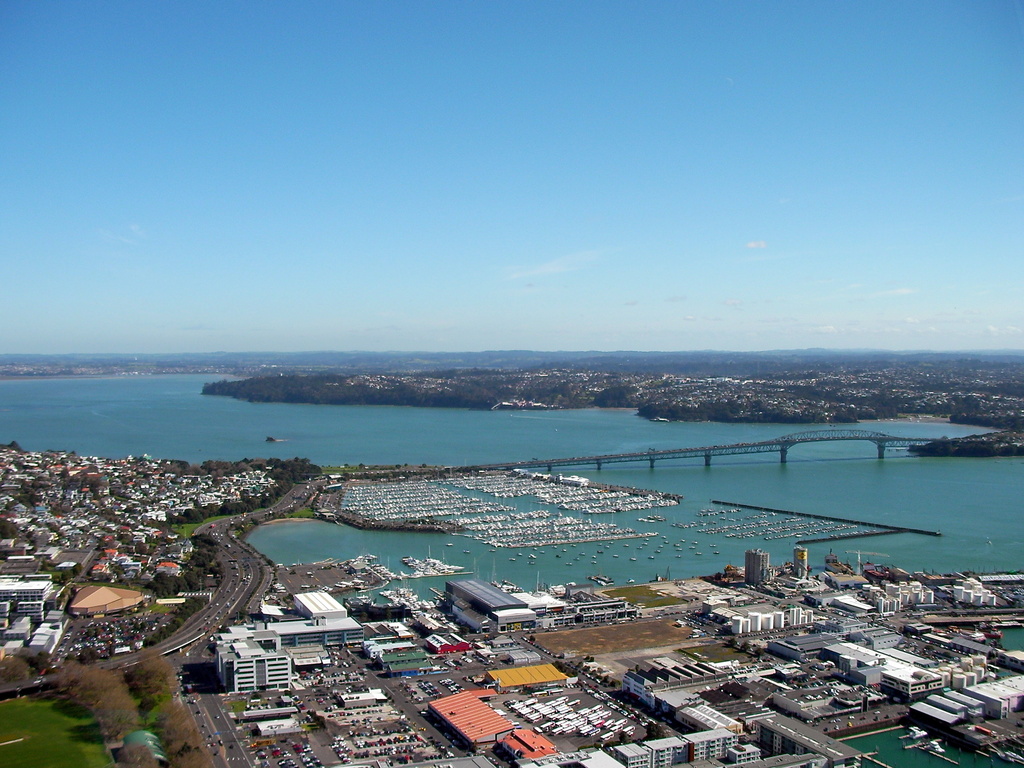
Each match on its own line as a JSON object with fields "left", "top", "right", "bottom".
{"left": 469, "top": 429, "right": 933, "bottom": 472}
{"left": 711, "top": 500, "right": 942, "bottom": 540}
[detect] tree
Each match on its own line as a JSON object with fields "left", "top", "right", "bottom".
{"left": 0, "top": 655, "right": 31, "bottom": 682}
{"left": 124, "top": 651, "right": 174, "bottom": 714}
{"left": 157, "top": 700, "right": 212, "bottom": 768}
{"left": 57, "top": 662, "right": 141, "bottom": 740}
{"left": 116, "top": 743, "right": 159, "bottom": 768}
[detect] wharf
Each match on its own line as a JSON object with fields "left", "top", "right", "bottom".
{"left": 711, "top": 500, "right": 942, "bottom": 539}
{"left": 322, "top": 509, "right": 462, "bottom": 533}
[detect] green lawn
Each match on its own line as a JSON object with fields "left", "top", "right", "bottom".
{"left": 0, "top": 697, "right": 108, "bottom": 768}
{"left": 283, "top": 508, "right": 315, "bottom": 519}
{"left": 172, "top": 513, "right": 235, "bottom": 538}
{"left": 602, "top": 584, "right": 684, "bottom": 608}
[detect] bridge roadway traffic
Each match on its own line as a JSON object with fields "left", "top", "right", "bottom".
{"left": 466, "top": 428, "right": 935, "bottom": 472}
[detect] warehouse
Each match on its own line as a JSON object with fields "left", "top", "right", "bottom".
{"left": 485, "top": 663, "right": 570, "bottom": 692}
{"left": 425, "top": 633, "right": 472, "bottom": 654}
{"left": 428, "top": 689, "right": 516, "bottom": 746}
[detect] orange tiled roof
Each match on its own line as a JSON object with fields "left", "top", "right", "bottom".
{"left": 428, "top": 690, "right": 514, "bottom": 744}
{"left": 499, "top": 728, "right": 557, "bottom": 759}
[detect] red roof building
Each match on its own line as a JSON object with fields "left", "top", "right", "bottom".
{"left": 427, "top": 690, "right": 515, "bottom": 746}
{"left": 497, "top": 729, "right": 558, "bottom": 761}
{"left": 425, "top": 632, "right": 472, "bottom": 654}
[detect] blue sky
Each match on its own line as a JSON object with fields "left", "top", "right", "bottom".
{"left": 2, "top": 1, "right": 1022, "bottom": 353}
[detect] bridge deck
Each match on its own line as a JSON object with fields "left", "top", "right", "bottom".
{"left": 468, "top": 430, "right": 933, "bottom": 471}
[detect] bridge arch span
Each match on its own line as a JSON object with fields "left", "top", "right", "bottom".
{"left": 777, "top": 428, "right": 893, "bottom": 442}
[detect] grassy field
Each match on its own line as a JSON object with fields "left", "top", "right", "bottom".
{"left": 601, "top": 584, "right": 685, "bottom": 608}
{"left": 0, "top": 697, "right": 108, "bottom": 768}
{"left": 283, "top": 508, "right": 315, "bottom": 519}
{"left": 172, "top": 513, "right": 235, "bottom": 538}
{"left": 535, "top": 619, "right": 690, "bottom": 656}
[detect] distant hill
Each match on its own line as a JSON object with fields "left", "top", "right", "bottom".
{"left": 3, "top": 348, "right": 1024, "bottom": 377}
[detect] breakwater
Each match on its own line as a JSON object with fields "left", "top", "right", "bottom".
{"left": 319, "top": 509, "right": 461, "bottom": 533}
{"left": 710, "top": 500, "right": 942, "bottom": 541}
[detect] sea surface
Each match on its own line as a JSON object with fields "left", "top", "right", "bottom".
{"left": 844, "top": 726, "right": 996, "bottom": 767}
{"left": 1, "top": 374, "right": 1021, "bottom": 588}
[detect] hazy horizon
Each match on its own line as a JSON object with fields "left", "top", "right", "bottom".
{"left": 3, "top": 347, "right": 1024, "bottom": 359}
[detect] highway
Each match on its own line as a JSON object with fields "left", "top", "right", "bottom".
{"left": 0, "top": 480, "right": 320, "bottom": 768}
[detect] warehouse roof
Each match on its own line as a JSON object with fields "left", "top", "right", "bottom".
{"left": 485, "top": 663, "right": 568, "bottom": 689}
{"left": 429, "top": 690, "right": 514, "bottom": 745}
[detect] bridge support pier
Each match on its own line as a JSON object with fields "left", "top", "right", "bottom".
{"left": 596, "top": 460, "right": 602, "bottom": 470}
{"left": 877, "top": 444, "right": 885, "bottom": 459}
{"left": 546, "top": 464, "right": 553, "bottom": 473}
{"left": 780, "top": 446, "right": 788, "bottom": 464}
{"left": 649, "top": 456, "right": 655, "bottom": 469}
{"left": 704, "top": 453, "right": 711, "bottom": 467}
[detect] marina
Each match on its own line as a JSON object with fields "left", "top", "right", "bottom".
{"left": 5, "top": 374, "right": 1017, "bottom": 578}
{"left": 325, "top": 475, "right": 665, "bottom": 548}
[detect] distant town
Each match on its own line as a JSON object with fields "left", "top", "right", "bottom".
{"left": 4, "top": 350, "right": 1024, "bottom": 430}
{"left": 3, "top": 438, "right": 1024, "bottom": 768}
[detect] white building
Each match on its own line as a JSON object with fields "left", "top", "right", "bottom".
{"left": 293, "top": 590, "right": 349, "bottom": 620}
{"left": 961, "top": 675, "right": 1024, "bottom": 719}
{"left": 0, "top": 577, "right": 56, "bottom": 621}
{"left": 216, "top": 638, "right": 293, "bottom": 694}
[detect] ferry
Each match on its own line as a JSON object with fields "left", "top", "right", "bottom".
{"left": 900, "top": 727, "right": 928, "bottom": 741}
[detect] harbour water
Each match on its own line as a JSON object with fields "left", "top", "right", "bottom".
{"left": 1, "top": 374, "right": 1021, "bottom": 586}
{"left": 843, "top": 726, "right": 997, "bottom": 767}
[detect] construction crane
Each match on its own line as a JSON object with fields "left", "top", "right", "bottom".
{"left": 845, "top": 550, "right": 890, "bottom": 573}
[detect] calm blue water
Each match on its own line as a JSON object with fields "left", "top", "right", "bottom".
{"left": 1, "top": 374, "right": 1020, "bottom": 585}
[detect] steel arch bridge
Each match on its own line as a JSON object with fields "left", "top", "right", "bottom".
{"left": 470, "top": 428, "right": 933, "bottom": 472}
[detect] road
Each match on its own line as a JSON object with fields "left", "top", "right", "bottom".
{"left": 0, "top": 480, "right": 321, "bottom": 768}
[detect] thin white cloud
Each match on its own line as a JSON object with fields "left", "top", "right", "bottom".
{"left": 98, "top": 229, "right": 138, "bottom": 245}
{"left": 873, "top": 287, "right": 917, "bottom": 297}
{"left": 665, "top": 295, "right": 687, "bottom": 303}
{"left": 508, "top": 250, "right": 600, "bottom": 280}
{"left": 723, "top": 298, "right": 743, "bottom": 307}
{"left": 745, "top": 240, "right": 767, "bottom": 248}
{"left": 99, "top": 224, "right": 147, "bottom": 245}
{"left": 814, "top": 325, "right": 839, "bottom": 334}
